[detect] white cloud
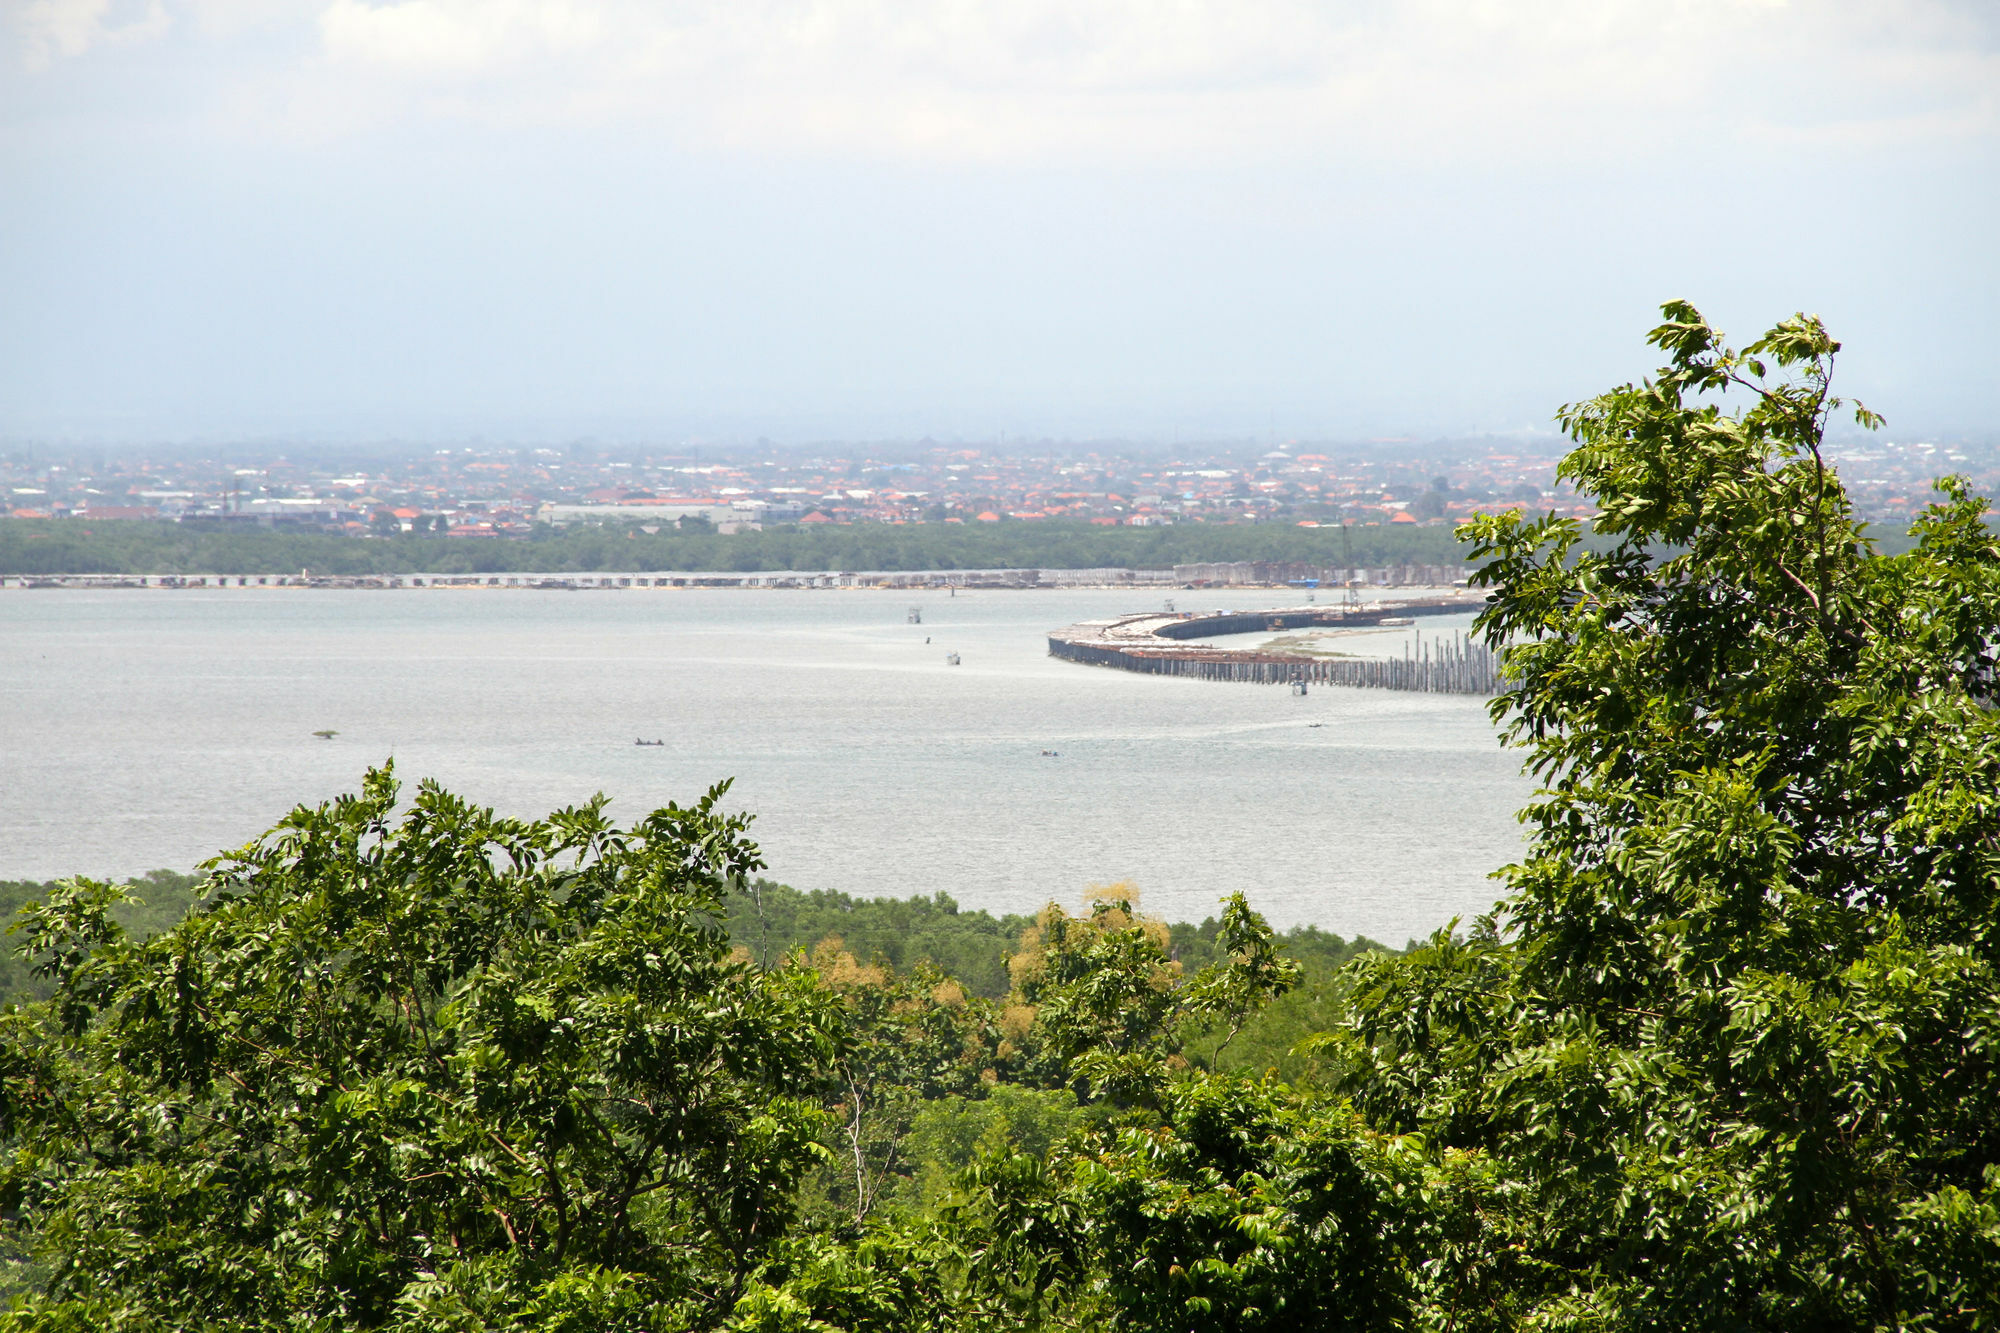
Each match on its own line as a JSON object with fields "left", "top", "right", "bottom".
{"left": 305, "top": 0, "right": 2000, "bottom": 159}
{"left": 10, "top": 0, "right": 1998, "bottom": 161}
{"left": 14, "top": 0, "right": 170, "bottom": 68}
{"left": 318, "top": 0, "right": 603, "bottom": 74}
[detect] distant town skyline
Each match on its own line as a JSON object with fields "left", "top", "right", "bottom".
{"left": 3, "top": 2, "right": 1996, "bottom": 442}
{"left": 10, "top": 432, "right": 1991, "bottom": 534}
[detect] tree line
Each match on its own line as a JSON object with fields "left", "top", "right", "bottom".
{"left": 0, "top": 517, "right": 1471, "bottom": 577}
{"left": 2, "top": 307, "right": 1995, "bottom": 1330}
{"left": 0, "top": 871, "right": 1384, "bottom": 1070}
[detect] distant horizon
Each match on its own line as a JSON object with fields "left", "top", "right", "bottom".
{"left": 5, "top": 426, "right": 1995, "bottom": 461}
{"left": 5, "top": 3, "right": 1995, "bottom": 443}
{"left": 3, "top": 428, "right": 1580, "bottom": 456}
{"left": 1, "top": 361, "right": 1993, "bottom": 449}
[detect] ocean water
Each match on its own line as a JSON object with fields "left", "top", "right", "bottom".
{"left": 0, "top": 587, "right": 1531, "bottom": 944}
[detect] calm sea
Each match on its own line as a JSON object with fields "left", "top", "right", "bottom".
{"left": 0, "top": 587, "right": 1531, "bottom": 944}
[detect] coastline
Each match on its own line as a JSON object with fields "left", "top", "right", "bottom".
{"left": 1, "top": 569, "right": 1471, "bottom": 593}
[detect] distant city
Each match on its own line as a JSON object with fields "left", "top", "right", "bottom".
{"left": 3, "top": 435, "right": 1991, "bottom": 537}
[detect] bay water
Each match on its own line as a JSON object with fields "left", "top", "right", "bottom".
{"left": 1, "top": 587, "right": 1531, "bottom": 944}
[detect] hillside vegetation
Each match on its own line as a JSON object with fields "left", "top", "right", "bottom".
{"left": 0, "top": 872, "right": 1384, "bottom": 1078}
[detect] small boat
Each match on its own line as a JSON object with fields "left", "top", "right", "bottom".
{"left": 1378, "top": 616, "right": 1416, "bottom": 626}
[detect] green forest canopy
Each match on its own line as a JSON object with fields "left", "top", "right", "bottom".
{"left": 0, "top": 870, "right": 1383, "bottom": 1017}
{"left": 3, "top": 305, "right": 1997, "bottom": 1331}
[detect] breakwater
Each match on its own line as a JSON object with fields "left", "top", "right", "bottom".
{"left": 1048, "top": 597, "right": 1502, "bottom": 695}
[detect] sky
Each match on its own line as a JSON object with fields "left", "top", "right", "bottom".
{"left": 2, "top": 0, "right": 1996, "bottom": 445}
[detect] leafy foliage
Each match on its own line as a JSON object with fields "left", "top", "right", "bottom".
{"left": 995, "top": 885, "right": 1303, "bottom": 1097}
{"left": 1315, "top": 303, "right": 2000, "bottom": 1329}
{"left": 0, "top": 871, "right": 204, "bottom": 1004}
{"left": 790, "top": 940, "right": 1003, "bottom": 1226}
{"left": 722, "top": 881, "right": 1382, "bottom": 1007}
{"left": 0, "top": 770, "right": 843, "bottom": 1330}
{"left": 724, "top": 885, "right": 1034, "bottom": 1000}
{"left": 1028, "top": 1077, "right": 1420, "bottom": 1333}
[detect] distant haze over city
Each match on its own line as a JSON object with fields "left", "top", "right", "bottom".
{"left": 2, "top": 2, "right": 1996, "bottom": 443}
{"left": 11, "top": 435, "right": 1995, "bottom": 535}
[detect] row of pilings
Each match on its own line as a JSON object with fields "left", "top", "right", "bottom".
{"left": 1047, "top": 630, "right": 1502, "bottom": 695}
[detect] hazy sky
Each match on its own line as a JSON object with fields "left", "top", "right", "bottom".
{"left": 3, "top": 0, "right": 1995, "bottom": 443}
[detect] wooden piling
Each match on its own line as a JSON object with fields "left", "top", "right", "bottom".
{"left": 1046, "top": 602, "right": 1501, "bottom": 695}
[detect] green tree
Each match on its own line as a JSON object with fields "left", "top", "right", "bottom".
{"left": 724, "top": 884, "right": 1034, "bottom": 999}
{"left": 1000, "top": 885, "right": 1300, "bottom": 1095}
{"left": 0, "top": 769, "right": 843, "bottom": 1331}
{"left": 1318, "top": 302, "right": 2000, "bottom": 1328}
{"left": 1010, "top": 1077, "right": 1419, "bottom": 1333}
{"left": 732, "top": 1075, "right": 1426, "bottom": 1333}
{"left": 0, "top": 871, "right": 205, "bottom": 1006}
{"left": 789, "top": 939, "right": 1004, "bottom": 1226}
